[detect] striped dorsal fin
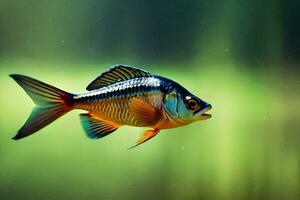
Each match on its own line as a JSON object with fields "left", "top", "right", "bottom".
{"left": 86, "top": 65, "right": 152, "bottom": 91}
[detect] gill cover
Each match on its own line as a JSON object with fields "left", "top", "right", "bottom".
{"left": 165, "top": 91, "right": 201, "bottom": 121}
{"left": 163, "top": 92, "right": 178, "bottom": 118}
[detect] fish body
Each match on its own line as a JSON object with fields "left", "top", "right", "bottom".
{"left": 10, "top": 65, "right": 212, "bottom": 147}
{"left": 74, "top": 76, "right": 164, "bottom": 127}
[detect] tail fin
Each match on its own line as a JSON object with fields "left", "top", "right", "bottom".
{"left": 10, "top": 74, "right": 74, "bottom": 140}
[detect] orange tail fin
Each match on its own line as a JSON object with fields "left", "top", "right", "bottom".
{"left": 10, "top": 74, "right": 74, "bottom": 140}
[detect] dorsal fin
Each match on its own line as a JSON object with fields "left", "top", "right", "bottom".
{"left": 86, "top": 65, "right": 152, "bottom": 91}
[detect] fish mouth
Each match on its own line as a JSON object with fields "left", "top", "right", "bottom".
{"left": 197, "top": 104, "right": 212, "bottom": 120}
{"left": 200, "top": 113, "right": 212, "bottom": 119}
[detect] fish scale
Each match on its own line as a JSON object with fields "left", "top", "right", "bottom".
{"left": 73, "top": 77, "right": 164, "bottom": 126}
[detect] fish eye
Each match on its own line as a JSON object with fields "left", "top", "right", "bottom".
{"left": 185, "top": 96, "right": 201, "bottom": 112}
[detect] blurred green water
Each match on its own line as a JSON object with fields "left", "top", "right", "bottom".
{"left": 0, "top": 60, "right": 299, "bottom": 200}
{"left": 1, "top": 0, "right": 300, "bottom": 199}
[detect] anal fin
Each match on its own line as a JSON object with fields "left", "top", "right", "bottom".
{"left": 80, "top": 113, "right": 120, "bottom": 139}
{"left": 129, "top": 129, "right": 160, "bottom": 149}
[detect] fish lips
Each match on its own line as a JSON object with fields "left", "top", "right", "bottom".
{"left": 195, "top": 103, "right": 212, "bottom": 120}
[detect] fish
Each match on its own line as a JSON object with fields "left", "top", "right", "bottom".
{"left": 10, "top": 65, "right": 212, "bottom": 148}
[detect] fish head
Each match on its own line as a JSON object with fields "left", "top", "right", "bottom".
{"left": 178, "top": 94, "right": 212, "bottom": 121}
{"left": 163, "top": 85, "right": 212, "bottom": 124}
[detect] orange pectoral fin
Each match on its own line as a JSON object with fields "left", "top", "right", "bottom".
{"left": 130, "top": 97, "right": 162, "bottom": 126}
{"left": 129, "top": 129, "right": 160, "bottom": 149}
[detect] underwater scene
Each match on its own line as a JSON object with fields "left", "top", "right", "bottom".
{"left": 0, "top": 1, "right": 299, "bottom": 200}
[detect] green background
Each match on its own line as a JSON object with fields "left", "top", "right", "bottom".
{"left": 0, "top": 1, "right": 299, "bottom": 200}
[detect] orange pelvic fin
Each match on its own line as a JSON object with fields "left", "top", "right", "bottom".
{"left": 130, "top": 97, "right": 162, "bottom": 126}
{"left": 129, "top": 129, "right": 160, "bottom": 149}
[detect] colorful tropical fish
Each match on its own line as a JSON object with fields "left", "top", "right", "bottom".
{"left": 10, "top": 65, "right": 212, "bottom": 148}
